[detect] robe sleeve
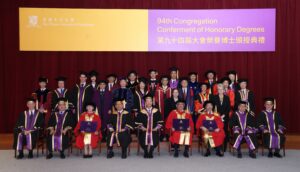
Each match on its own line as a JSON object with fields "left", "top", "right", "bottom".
{"left": 195, "top": 115, "right": 204, "bottom": 135}
{"left": 135, "top": 112, "right": 144, "bottom": 128}
{"left": 166, "top": 111, "right": 175, "bottom": 130}
{"left": 126, "top": 89, "right": 134, "bottom": 111}
{"left": 229, "top": 113, "right": 240, "bottom": 133}
{"left": 47, "top": 113, "right": 56, "bottom": 128}
{"left": 34, "top": 113, "right": 45, "bottom": 130}
{"left": 276, "top": 112, "right": 286, "bottom": 132}
{"left": 257, "top": 112, "right": 267, "bottom": 131}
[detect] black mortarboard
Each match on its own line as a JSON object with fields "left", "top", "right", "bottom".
{"left": 106, "top": 74, "right": 117, "bottom": 79}
{"left": 38, "top": 76, "right": 48, "bottom": 83}
{"left": 127, "top": 70, "right": 137, "bottom": 77}
{"left": 176, "top": 99, "right": 186, "bottom": 105}
{"left": 89, "top": 70, "right": 98, "bottom": 77}
{"left": 85, "top": 102, "right": 96, "bottom": 110}
{"left": 226, "top": 70, "right": 237, "bottom": 75}
{"left": 98, "top": 80, "right": 107, "bottom": 84}
{"left": 57, "top": 97, "right": 68, "bottom": 103}
{"left": 143, "top": 94, "right": 153, "bottom": 100}
{"left": 55, "top": 76, "right": 67, "bottom": 82}
{"left": 179, "top": 77, "right": 189, "bottom": 83}
{"left": 221, "top": 77, "right": 231, "bottom": 83}
{"left": 148, "top": 69, "right": 158, "bottom": 74}
{"left": 160, "top": 75, "right": 169, "bottom": 81}
{"left": 79, "top": 71, "right": 88, "bottom": 77}
{"left": 26, "top": 98, "right": 36, "bottom": 103}
{"left": 238, "top": 79, "right": 248, "bottom": 84}
{"left": 238, "top": 101, "right": 247, "bottom": 105}
{"left": 204, "top": 70, "right": 216, "bottom": 77}
{"left": 203, "top": 100, "right": 215, "bottom": 109}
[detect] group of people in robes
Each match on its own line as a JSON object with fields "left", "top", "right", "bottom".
{"left": 13, "top": 68, "right": 286, "bottom": 159}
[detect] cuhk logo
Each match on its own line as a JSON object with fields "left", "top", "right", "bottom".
{"left": 28, "top": 15, "right": 38, "bottom": 27}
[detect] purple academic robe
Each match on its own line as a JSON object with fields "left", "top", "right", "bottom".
{"left": 93, "top": 89, "right": 112, "bottom": 129}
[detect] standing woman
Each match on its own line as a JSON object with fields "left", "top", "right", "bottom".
{"left": 164, "top": 88, "right": 180, "bottom": 141}
{"left": 74, "top": 102, "right": 102, "bottom": 158}
{"left": 211, "top": 84, "right": 230, "bottom": 152}
{"left": 133, "top": 78, "right": 149, "bottom": 113}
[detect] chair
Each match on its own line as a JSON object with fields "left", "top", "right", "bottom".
{"left": 197, "top": 128, "right": 204, "bottom": 155}
{"left": 260, "top": 131, "right": 286, "bottom": 157}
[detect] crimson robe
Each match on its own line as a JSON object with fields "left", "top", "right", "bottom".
{"left": 166, "top": 110, "right": 194, "bottom": 145}
{"left": 74, "top": 112, "right": 102, "bottom": 149}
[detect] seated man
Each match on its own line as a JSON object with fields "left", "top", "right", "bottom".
{"left": 258, "top": 97, "right": 286, "bottom": 158}
{"left": 135, "top": 95, "right": 164, "bottom": 158}
{"left": 230, "top": 101, "right": 257, "bottom": 158}
{"left": 46, "top": 98, "right": 75, "bottom": 159}
{"left": 13, "top": 98, "right": 44, "bottom": 159}
{"left": 196, "top": 101, "right": 225, "bottom": 157}
{"left": 107, "top": 99, "right": 134, "bottom": 159}
{"left": 166, "top": 100, "right": 194, "bottom": 158}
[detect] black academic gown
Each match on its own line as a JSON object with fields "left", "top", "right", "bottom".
{"left": 106, "top": 110, "right": 134, "bottom": 148}
{"left": 164, "top": 97, "right": 178, "bottom": 120}
{"left": 70, "top": 84, "right": 93, "bottom": 122}
{"left": 112, "top": 88, "right": 134, "bottom": 112}
{"left": 229, "top": 111, "right": 258, "bottom": 150}
{"left": 133, "top": 90, "right": 149, "bottom": 112}
{"left": 258, "top": 111, "right": 286, "bottom": 149}
{"left": 13, "top": 110, "right": 44, "bottom": 150}
{"left": 234, "top": 89, "right": 255, "bottom": 112}
{"left": 51, "top": 89, "right": 72, "bottom": 110}
{"left": 135, "top": 108, "right": 164, "bottom": 150}
{"left": 46, "top": 111, "right": 75, "bottom": 152}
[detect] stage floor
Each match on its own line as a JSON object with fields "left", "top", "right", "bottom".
{"left": 0, "top": 149, "right": 300, "bottom": 172}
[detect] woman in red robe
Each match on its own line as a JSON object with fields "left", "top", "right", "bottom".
{"left": 74, "top": 102, "right": 102, "bottom": 158}
{"left": 166, "top": 100, "right": 194, "bottom": 158}
{"left": 196, "top": 101, "right": 225, "bottom": 157}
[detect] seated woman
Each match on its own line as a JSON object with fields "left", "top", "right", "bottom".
{"left": 258, "top": 97, "right": 286, "bottom": 158}
{"left": 196, "top": 101, "right": 225, "bottom": 157}
{"left": 74, "top": 102, "right": 102, "bottom": 158}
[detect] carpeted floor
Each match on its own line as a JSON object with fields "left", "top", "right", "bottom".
{"left": 0, "top": 149, "right": 299, "bottom": 172}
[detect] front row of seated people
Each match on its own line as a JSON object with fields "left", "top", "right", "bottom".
{"left": 13, "top": 96, "right": 285, "bottom": 159}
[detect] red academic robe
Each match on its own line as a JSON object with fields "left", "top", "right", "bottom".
{"left": 74, "top": 112, "right": 102, "bottom": 149}
{"left": 196, "top": 113, "right": 225, "bottom": 147}
{"left": 166, "top": 110, "right": 194, "bottom": 145}
{"left": 194, "top": 92, "right": 210, "bottom": 114}
{"left": 154, "top": 86, "right": 172, "bottom": 120}
{"left": 224, "top": 89, "right": 235, "bottom": 118}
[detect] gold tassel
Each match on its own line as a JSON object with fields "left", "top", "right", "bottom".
{"left": 36, "top": 99, "right": 39, "bottom": 110}
{"left": 216, "top": 74, "right": 218, "bottom": 82}
{"left": 236, "top": 74, "right": 238, "bottom": 82}
{"left": 66, "top": 100, "right": 69, "bottom": 110}
{"left": 95, "top": 107, "right": 99, "bottom": 115}
{"left": 214, "top": 105, "right": 217, "bottom": 113}
{"left": 137, "top": 75, "right": 139, "bottom": 83}
{"left": 274, "top": 99, "right": 276, "bottom": 110}
{"left": 177, "top": 70, "right": 179, "bottom": 79}
{"left": 196, "top": 74, "right": 199, "bottom": 82}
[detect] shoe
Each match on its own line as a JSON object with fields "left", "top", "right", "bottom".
{"left": 183, "top": 151, "right": 189, "bottom": 158}
{"left": 107, "top": 151, "right": 114, "bottom": 159}
{"left": 216, "top": 151, "right": 224, "bottom": 157}
{"left": 274, "top": 152, "right": 283, "bottom": 158}
{"left": 121, "top": 153, "right": 127, "bottom": 159}
{"left": 88, "top": 155, "right": 93, "bottom": 158}
{"left": 28, "top": 151, "right": 33, "bottom": 159}
{"left": 60, "top": 153, "right": 66, "bottom": 159}
{"left": 249, "top": 152, "right": 256, "bottom": 159}
{"left": 148, "top": 153, "right": 154, "bottom": 159}
{"left": 204, "top": 150, "right": 211, "bottom": 157}
{"left": 237, "top": 152, "right": 242, "bottom": 158}
{"left": 17, "top": 152, "right": 24, "bottom": 159}
{"left": 268, "top": 152, "right": 273, "bottom": 158}
{"left": 83, "top": 155, "right": 89, "bottom": 158}
{"left": 174, "top": 151, "right": 179, "bottom": 158}
{"left": 46, "top": 153, "right": 53, "bottom": 159}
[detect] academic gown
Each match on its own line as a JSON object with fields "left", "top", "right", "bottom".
{"left": 51, "top": 89, "right": 72, "bottom": 110}
{"left": 234, "top": 89, "right": 255, "bottom": 113}
{"left": 148, "top": 79, "right": 159, "bottom": 96}
{"left": 229, "top": 111, "right": 258, "bottom": 150}
{"left": 47, "top": 111, "right": 75, "bottom": 151}
{"left": 194, "top": 92, "right": 211, "bottom": 114}
{"left": 32, "top": 89, "right": 51, "bottom": 123}
{"left": 74, "top": 112, "right": 102, "bottom": 149}
{"left": 164, "top": 98, "right": 178, "bottom": 120}
{"left": 154, "top": 86, "right": 172, "bottom": 120}
{"left": 70, "top": 84, "right": 93, "bottom": 122}
{"left": 135, "top": 108, "right": 164, "bottom": 149}
{"left": 133, "top": 90, "right": 149, "bottom": 112}
{"left": 13, "top": 110, "right": 44, "bottom": 151}
{"left": 112, "top": 88, "right": 134, "bottom": 112}
{"left": 178, "top": 87, "right": 195, "bottom": 114}
{"left": 258, "top": 111, "right": 286, "bottom": 149}
{"left": 166, "top": 110, "right": 194, "bottom": 145}
{"left": 106, "top": 110, "right": 134, "bottom": 148}
{"left": 93, "top": 88, "right": 112, "bottom": 130}
{"left": 196, "top": 113, "right": 225, "bottom": 148}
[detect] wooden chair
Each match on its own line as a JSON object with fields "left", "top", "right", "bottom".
{"left": 45, "top": 129, "right": 74, "bottom": 157}
{"left": 197, "top": 128, "right": 204, "bottom": 155}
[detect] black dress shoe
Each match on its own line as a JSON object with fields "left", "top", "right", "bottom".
{"left": 204, "top": 151, "right": 211, "bottom": 157}
{"left": 107, "top": 151, "right": 114, "bottom": 159}
{"left": 17, "top": 153, "right": 24, "bottom": 159}
{"left": 249, "top": 153, "right": 256, "bottom": 159}
{"left": 83, "top": 155, "right": 89, "bottom": 158}
{"left": 60, "top": 153, "right": 66, "bottom": 159}
{"left": 148, "top": 153, "right": 153, "bottom": 159}
{"left": 216, "top": 151, "right": 224, "bottom": 157}
{"left": 88, "top": 155, "right": 93, "bottom": 158}
{"left": 268, "top": 152, "right": 273, "bottom": 158}
{"left": 28, "top": 151, "right": 33, "bottom": 159}
{"left": 121, "top": 153, "right": 127, "bottom": 159}
{"left": 144, "top": 153, "right": 148, "bottom": 158}
{"left": 237, "top": 152, "right": 242, "bottom": 158}
{"left": 183, "top": 151, "right": 189, "bottom": 158}
{"left": 46, "top": 153, "right": 53, "bottom": 159}
{"left": 274, "top": 153, "right": 283, "bottom": 158}
{"left": 174, "top": 151, "right": 179, "bottom": 158}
